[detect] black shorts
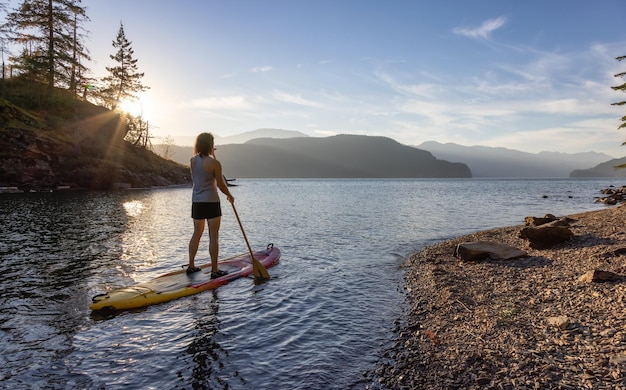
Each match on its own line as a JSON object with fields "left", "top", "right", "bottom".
{"left": 191, "top": 202, "right": 222, "bottom": 219}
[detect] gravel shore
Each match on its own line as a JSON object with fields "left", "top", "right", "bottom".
{"left": 376, "top": 204, "right": 626, "bottom": 389}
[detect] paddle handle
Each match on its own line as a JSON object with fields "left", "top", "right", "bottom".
{"left": 231, "top": 202, "right": 255, "bottom": 259}
{"left": 231, "top": 203, "right": 270, "bottom": 279}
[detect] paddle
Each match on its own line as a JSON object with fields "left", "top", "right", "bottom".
{"left": 231, "top": 202, "right": 270, "bottom": 280}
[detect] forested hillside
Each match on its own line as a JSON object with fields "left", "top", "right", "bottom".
{"left": 0, "top": 79, "right": 190, "bottom": 191}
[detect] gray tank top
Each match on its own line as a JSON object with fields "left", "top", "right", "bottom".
{"left": 191, "top": 154, "right": 220, "bottom": 202}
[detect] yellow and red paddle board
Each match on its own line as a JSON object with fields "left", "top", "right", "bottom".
{"left": 90, "top": 244, "right": 280, "bottom": 311}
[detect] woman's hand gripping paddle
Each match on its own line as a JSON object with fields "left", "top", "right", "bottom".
{"left": 231, "top": 203, "right": 270, "bottom": 280}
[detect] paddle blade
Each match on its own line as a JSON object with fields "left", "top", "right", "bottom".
{"left": 252, "top": 256, "right": 270, "bottom": 280}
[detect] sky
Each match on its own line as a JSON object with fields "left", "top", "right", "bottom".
{"left": 37, "top": 1, "right": 626, "bottom": 155}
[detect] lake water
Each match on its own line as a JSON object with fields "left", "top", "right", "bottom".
{"left": 0, "top": 178, "right": 620, "bottom": 389}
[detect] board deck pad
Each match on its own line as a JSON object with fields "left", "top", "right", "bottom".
{"left": 90, "top": 244, "right": 280, "bottom": 311}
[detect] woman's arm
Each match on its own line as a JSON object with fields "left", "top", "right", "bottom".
{"left": 213, "top": 159, "right": 234, "bottom": 203}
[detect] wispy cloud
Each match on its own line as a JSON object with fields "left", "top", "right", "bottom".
{"left": 367, "top": 40, "right": 624, "bottom": 154}
{"left": 271, "top": 90, "right": 323, "bottom": 108}
{"left": 251, "top": 66, "right": 273, "bottom": 73}
{"left": 374, "top": 70, "right": 443, "bottom": 99}
{"left": 189, "top": 95, "right": 255, "bottom": 110}
{"left": 453, "top": 16, "right": 507, "bottom": 40}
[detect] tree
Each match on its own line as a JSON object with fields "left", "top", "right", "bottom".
{"left": 5, "top": 0, "right": 90, "bottom": 93}
{"left": 124, "top": 113, "right": 151, "bottom": 147}
{"left": 66, "top": 3, "right": 91, "bottom": 98}
{"left": 99, "top": 22, "right": 148, "bottom": 110}
{"left": 99, "top": 22, "right": 150, "bottom": 146}
{"left": 611, "top": 55, "right": 626, "bottom": 134}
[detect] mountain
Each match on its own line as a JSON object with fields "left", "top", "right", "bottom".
{"left": 171, "top": 128, "right": 308, "bottom": 147}
{"left": 214, "top": 135, "right": 471, "bottom": 178}
{"left": 216, "top": 128, "right": 309, "bottom": 144}
{"left": 157, "top": 131, "right": 311, "bottom": 166}
{"left": 156, "top": 144, "right": 196, "bottom": 166}
{"left": 418, "top": 141, "right": 613, "bottom": 178}
{"left": 570, "top": 157, "right": 626, "bottom": 177}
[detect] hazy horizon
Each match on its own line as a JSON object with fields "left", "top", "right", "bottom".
{"left": 166, "top": 131, "right": 624, "bottom": 159}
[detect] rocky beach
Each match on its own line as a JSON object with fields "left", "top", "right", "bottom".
{"left": 377, "top": 202, "right": 626, "bottom": 389}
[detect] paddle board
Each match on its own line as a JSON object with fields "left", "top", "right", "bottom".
{"left": 90, "top": 243, "right": 280, "bottom": 311}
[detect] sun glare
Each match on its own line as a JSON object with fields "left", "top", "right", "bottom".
{"left": 119, "top": 99, "right": 144, "bottom": 117}
{"left": 117, "top": 93, "right": 157, "bottom": 122}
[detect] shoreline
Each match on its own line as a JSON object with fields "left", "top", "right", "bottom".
{"left": 377, "top": 204, "right": 626, "bottom": 389}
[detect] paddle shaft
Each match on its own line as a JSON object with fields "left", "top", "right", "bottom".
{"left": 231, "top": 203, "right": 270, "bottom": 279}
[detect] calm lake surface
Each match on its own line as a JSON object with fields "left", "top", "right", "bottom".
{"left": 0, "top": 178, "right": 620, "bottom": 389}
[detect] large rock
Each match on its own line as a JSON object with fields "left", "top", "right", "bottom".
{"left": 578, "top": 270, "right": 621, "bottom": 283}
{"left": 524, "top": 214, "right": 574, "bottom": 227}
{"left": 454, "top": 241, "right": 527, "bottom": 262}
{"left": 519, "top": 226, "right": 573, "bottom": 249}
{"left": 542, "top": 218, "right": 575, "bottom": 228}
{"left": 595, "top": 186, "right": 626, "bottom": 205}
{"left": 524, "top": 214, "right": 558, "bottom": 226}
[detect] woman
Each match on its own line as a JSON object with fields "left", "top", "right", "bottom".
{"left": 187, "top": 132, "right": 234, "bottom": 278}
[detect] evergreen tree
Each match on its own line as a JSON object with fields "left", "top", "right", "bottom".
{"left": 66, "top": 3, "right": 91, "bottom": 97}
{"left": 99, "top": 22, "right": 148, "bottom": 110}
{"left": 611, "top": 55, "right": 626, "bottom": 134}
{"left": 4, "top": 0, "right": 90, "bottom": 92}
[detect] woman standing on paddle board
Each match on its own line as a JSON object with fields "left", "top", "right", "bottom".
{"left": 188, "top": 132, "right": 235, "bottom": 278}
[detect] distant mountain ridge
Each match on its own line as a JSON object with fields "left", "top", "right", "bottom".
{"left": 171, "top": 128, "right": 307, "bottom": 147}
{"left": 570, "top": 157, "right": 626, "bottom": 177}
{"left": 216, "top": 128, "right": 308, "bottom": 145}
{"left": 155, "top": 130, "right": 623, "bottom": 178}
{"left": 216, "top": 135, "right": 470, "bottom": 178}
{"left": 418, "top": 141, "right": 614, "bottom": 177}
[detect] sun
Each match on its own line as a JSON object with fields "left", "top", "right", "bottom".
{"left": 119, "top": 98, "right": 144, "bottom": 117}
{"left": 117, "top": 92, "right": 157, "bottom": 122}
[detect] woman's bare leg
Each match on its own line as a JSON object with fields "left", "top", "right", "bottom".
{"left": 188, "top": 218, "right": 205, "bottom": 268}
{"left": 208, "top": 216, "right": 221, "bottom": 272}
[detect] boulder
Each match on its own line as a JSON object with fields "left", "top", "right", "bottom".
{"left": 524, "top": 214, "right": 558, "bottom": 226}
{"left": 454, "top": 241, "right": 527, "bottom": 262}
{"left": 543, "top": 217, "right": 575, "bottom": 227}
{"left": 595, "top": 186, "right": 626, "bottom": 204}
{"left": 524, "top": 214, "right": 575, "bottom": 227}
{"left": 578, "top": 270, "right": 620, "bottom": 283}
{"left": 519, "top": 226, "right": 573, "bottom": 249}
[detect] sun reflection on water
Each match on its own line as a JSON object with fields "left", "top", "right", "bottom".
{"left": 123, "top": 201, "right": 144, "bottom": 217}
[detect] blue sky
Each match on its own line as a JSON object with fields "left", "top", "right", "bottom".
{"left": 79, "top": 1, "right": 626, "bottom": 156}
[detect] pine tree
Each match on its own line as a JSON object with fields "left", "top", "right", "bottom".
{"left": 5, "top": 0, "right": 90, "bottom": 92}
{"left": 66, "top": 3, "right": 91, "bottom": 97}
{"left": 99, "top": 22, "right": 149, "bottom": 110}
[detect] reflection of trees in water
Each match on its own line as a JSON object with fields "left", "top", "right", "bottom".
{"left": 184, "top": 290, "right": 244, "bottom": 389}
